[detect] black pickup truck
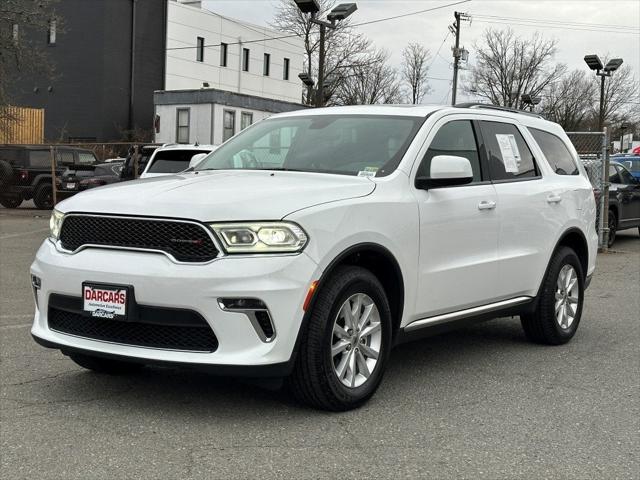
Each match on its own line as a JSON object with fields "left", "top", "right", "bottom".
{"left": 0, "top": 145, "right": 98, "bottom": 209}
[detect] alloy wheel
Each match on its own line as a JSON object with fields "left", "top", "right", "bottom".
{"left": 331, "top": 293, "right": 382, "bottom": 388}
{"left": 555, "top": 264, "right": 580, "bottom": 329}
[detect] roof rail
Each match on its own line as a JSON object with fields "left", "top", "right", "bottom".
{"left": 454, "top": 102, "right": 545, "bottom": 120}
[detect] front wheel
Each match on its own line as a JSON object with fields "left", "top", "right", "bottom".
{"left": 521, "top": 246, "right": 584, "bottom": 345}
{"left": 288, "top": 266, "right": 392, "bottom": 411}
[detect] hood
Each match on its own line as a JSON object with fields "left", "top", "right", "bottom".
{"left": 56, "top": 170, "right": 376, "bottom": 221}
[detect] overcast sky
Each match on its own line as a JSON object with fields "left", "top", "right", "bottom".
{"left": 204, "top": 0, "right": 640, "bottom": 104}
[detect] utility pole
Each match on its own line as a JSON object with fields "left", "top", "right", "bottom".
{"left": 450, "top": 11, "right": 470, "bottom": 106}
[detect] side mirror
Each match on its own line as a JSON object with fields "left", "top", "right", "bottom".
{"left": 189, "top": 153, "right": 208, "bottom": 169}
{"left": 415, "top": 155, "right": 474, "bottom": 190}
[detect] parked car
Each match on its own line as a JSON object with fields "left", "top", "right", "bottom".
{"left": 32, "top": 104, "right": 598, "bottom": 411}
{"left": 56, "top": 162, "right": 124, "bottom": 196}
{"left": 585, "top": 161, "right": 640, "bottom": 246}
{"left": 611, "top": 154, "right": 640, "bottom": 181}
{"left": 0, "top": 145, "right": 97, "bottom": 209}
{"left": 119, "top": 145, "right": 160, "bottom": 180}
{"left": 139, "top": 144, "right": 215, "bottom": 178}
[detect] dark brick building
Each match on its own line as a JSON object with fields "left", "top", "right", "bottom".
{"left": 7, "top": 0, "right": 168, "bottom": 142}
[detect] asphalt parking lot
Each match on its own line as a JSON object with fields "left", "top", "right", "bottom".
{"left": 1, "top": 206, "right": 639, "bottom": 480}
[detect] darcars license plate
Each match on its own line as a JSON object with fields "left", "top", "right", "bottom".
{"left": 83, "top": 283, "right": 128, "bottom": 320}
{"left": 66, "top": 183, "right": 76, "bottom": 189}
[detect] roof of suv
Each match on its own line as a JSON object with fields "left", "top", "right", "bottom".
{"left": 274, "top": 103, "right": 558, "bottom": 127}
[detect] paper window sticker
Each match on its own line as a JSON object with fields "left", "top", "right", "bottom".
{"left": 506, "top": 134, "right": 522, "bottom": 165}
{"left": 495, "top": 134, "right": 519, "bottom": 173}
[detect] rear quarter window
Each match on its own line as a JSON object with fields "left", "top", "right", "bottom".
{"left": 28, "top": 150, "right": 51, "bottom": 168}
{"left": 529, "top": 128, "right": 579, "bottom": 175}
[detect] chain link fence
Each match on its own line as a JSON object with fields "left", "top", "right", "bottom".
{"left": 0, "top": 143, "right": 160, "bottom": 210}
{"left": 566, "top": 131, "right": 610, "bottom": 250}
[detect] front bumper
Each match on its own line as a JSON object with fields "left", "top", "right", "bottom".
{"left": 31, "top": 240, "right": 319, "bottom": 370}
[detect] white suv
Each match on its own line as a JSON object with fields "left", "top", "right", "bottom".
{"left": 31, "top": 105, "right": 597, "bottom": 411}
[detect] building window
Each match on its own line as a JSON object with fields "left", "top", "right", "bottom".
{"left": 176, "top": 108, "right": 190, "bottom": 144}
{"left": 47, "top": 19, "right": 56, "bottom": 45}
{"left": 196, "top": 37, "right": 204, "bottom": 62}
{"left": 241, "top": 112, "right": 253, "bottom": 130}
{"left": 242, "top": 48, "right": 250, "bottom": 72}
{"left": 223, "top": 110, "right": 236, "bottom": 142}
{"left": 220, "top": 42, "right": 228, "bottom": 67}
{"left": 12, "top": 24, "right": 19, "bottom": 44}
{"left": 263, "top": 53, "right": 270, "bottom": 76}
{"left": 283, "top": 58, "right": 290, "bottom": 80}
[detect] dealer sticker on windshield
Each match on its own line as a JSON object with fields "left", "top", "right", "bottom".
{"left": 357, "top": 167, "right": 379, "bottom": 178}
{"left": 83, "top": 283, "right": 128, "bottom": 320}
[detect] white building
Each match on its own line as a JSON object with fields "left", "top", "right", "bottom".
{"left": 165, "top": 0, "right": 304, "bottom": 103}
{"left": 155, "top": 0, "right": 307, "bottom": 145}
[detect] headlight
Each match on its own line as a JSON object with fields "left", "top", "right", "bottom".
{"left": 49, "top": 209, "right": 64, "bottom": 240}
{"left": 210, "top": 222, "right": 308, "bottom": 254}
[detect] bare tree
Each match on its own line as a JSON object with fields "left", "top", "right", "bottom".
{"left": 271, "top": 0, "right": 370, "bottom": 105}
{"left": 596, "top": 62, "right": 638, "bottom": 127}
{"left": 333, "top": 48, "right": 402, "bottom": 105}
{"left": 541, "top": 70, "right": 596, "bottom": 131}
{"left": 467, "top": 28, "right": 565, "bottom": 109}
{"left": 0, "top": 0, "right": 59, "bottom": 133}
{"left": 401, "top": 42, "right": 431, "bottom": 104}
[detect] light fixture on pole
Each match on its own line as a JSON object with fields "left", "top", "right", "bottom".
{"left": 521, "top": 93, "right": 541, "bottom": 112}
{"left": 584, "top": 54, "right": 624, "bottom": 131}
{"left": 294, "top": 1, "right": 357, "bottom": 107}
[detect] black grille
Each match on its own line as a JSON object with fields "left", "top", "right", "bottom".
{"left": 59, "top": 215, "right": 219, "bottom": 262}
{"left": 48, "top": 296, "right": 218, "bottom": 352}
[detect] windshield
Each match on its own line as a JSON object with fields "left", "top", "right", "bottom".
{"left": 147, "top": 149, "right": 211, "bottom": 173}
{"left": 196, "top": 115, "right": 425, "bottom": 177}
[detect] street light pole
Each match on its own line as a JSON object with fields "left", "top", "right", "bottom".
{"left": 293, "top": 1, "right": 357, "bottom": 108}
{"left": 598, "top": 73, "right": 606, "bottom": 132}
{"left": 316, "top": 22, "right": 326, "bottom": 108}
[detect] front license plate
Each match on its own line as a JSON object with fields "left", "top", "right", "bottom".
{"left": 83, "top": 283, "right": 128, "bottom": 320}
{"left": 66, "top": 183, "right": 77, "bottom": 189}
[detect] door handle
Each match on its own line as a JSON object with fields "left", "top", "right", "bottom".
{"left": 547, "top": 194, "right": 562, "bottom": 204}
{"left": 478, "top": 200, "right": 496, "bottom": 210}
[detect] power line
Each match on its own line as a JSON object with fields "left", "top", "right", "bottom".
{"left": 472, "top": 19, "right": 640, "bottom": 35}
{"left": 471, "top": 14, "right": 640, "bottom": 31}
{"left": 167, "top": 0, "right": 472, "bottom": 51}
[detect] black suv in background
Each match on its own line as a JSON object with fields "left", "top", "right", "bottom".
{"left": 0, "top": 145, "right": 98, "bottom": 209}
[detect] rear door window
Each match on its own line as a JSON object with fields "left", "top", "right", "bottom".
{"left": 478, "top": 121, "right": 538, "bottom": 181}
{"left": 616, "top": 165, "right": 635, "bottom": 185}
{"left": 417, "top": 120, "right": 482, "bottom": 182}
{"left": 78, "top": 152, "right": 97, "bottom": 164}
{"left": 56, "top": 150, "right": 75, "bottom": 165}
{"left": 529, "top": 128, "right": 579, "bottom": 175}
{"left": 147, "top": 149, "right": 211, "bottom": 174}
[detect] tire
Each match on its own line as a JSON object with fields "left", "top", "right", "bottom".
{"left": 521, "top": 246, "right": 584, "bottom": 345}
{"left": 0, "top": 160, "right": 13, "bottom": 188}
{"left": 607, "top": 210, "right": 617, "bottom": 248}
{"left": 69, "top": 353, "right": 145, "bottom": 375}
{"left": 0, "top": 196, "right": 22, "bottom": 208}
{"left": 288, "top": 266, "right": 393, "bottom": 411}
{"left": 33, "top": 183, "right": 54, "bottom": 209}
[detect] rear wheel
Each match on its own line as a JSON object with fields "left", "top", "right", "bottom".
{"left": 288, "top": 266, "right": 392, "bottom": 411}
{"left": 521, "top": 246, "right": 584, "bottom": 345}
{"left": 69, "top": 353, "right": 144, "bottom": 375}
{"left": 33, "top": 183, "right": 54, "bottom": 209}
{"left": 0, "top": 196, "right": 22, "bottom": 208}
{"left": 607, "top": 210, "right": 617, "bottom": 247}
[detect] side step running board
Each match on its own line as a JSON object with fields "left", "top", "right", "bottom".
{"left": 404, "top": 296, "right": 532, "bottom": 333}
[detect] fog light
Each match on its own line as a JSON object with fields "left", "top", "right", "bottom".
{"left": 217, "top": 297, "right": 276, "bottom": 342}
{"left": 31, "top": 275, "right": 41, "bottom": 309}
